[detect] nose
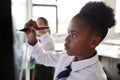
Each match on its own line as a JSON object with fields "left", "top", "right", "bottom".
{"left": 65, "top": 35, "right": 70, "bottom": 43}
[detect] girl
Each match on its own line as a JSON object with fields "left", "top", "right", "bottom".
{"left": 24, "top": 1, "right": 115, "bottom": 80}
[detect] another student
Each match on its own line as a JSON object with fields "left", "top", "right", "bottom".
{"left": 24, "top": 1, "right": 115, "bottom": 80}
{"left": 31, "top": 17, "right": 55, "bottom": 80}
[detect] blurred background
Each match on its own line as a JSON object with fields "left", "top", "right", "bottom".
{"left": 1, "top": 0, "right": 120, "bottom": 80}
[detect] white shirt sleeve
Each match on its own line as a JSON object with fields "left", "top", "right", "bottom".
{"left": 41, "top": 37, "right": 55, "bottom": 51}
{"left": 39, "top": 33, "right": 55, "bottom": 51}
{"left": 27, "top": 41, "right": 62, "bottom": 67}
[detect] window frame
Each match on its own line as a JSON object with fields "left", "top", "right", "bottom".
{"left": 32, "top": 1, "right": 58, "bottom": 33}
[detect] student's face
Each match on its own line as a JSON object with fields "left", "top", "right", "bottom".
{"left": 65, "top": 18, "right": 96, "bottom": 58}
{"left": 37, "top": 19, "right": 45, "bottom": 27}
{"left": 36, "top": 19, "right": 47, "bottom": 35}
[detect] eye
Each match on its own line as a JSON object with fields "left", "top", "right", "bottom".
{"left": 71, "top": 33, "right": 77, "bottom": 38}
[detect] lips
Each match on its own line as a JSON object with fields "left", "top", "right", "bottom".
{"left": 64, "top": 43, "right": 69, "bottom": 50}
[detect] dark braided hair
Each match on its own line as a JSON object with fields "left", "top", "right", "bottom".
{"left": 73, "top": 1, "right": 115, "bottom": 40}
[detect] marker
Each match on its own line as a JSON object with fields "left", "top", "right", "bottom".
{"left": 19, "top": 27, "right": 49, "bottom": 32}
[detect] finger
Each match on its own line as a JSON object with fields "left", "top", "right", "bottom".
{"left": 24, "top": 19, "right": 34, "bottom": 28}
{"left": 31, "top": 27, "right": 36, "bottom": 33}
{"left": 24, "top": 22, "right": 30, "bottom": 29}
{"left": 32, "top": 21, "right": 38, "bottom": 28}
{"left": 28, "top": 19, "right": 34, "bottom": 27}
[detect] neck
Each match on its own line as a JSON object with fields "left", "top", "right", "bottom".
{"left": 74, "top": 50, "right": 96, "bottom": 61}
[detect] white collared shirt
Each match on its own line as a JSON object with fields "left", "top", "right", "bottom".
{"left": 28, "top": 42, "right": 107, "bottom": 80}
{"left": 37, "top": 33, "right": 55, "bottom": 51}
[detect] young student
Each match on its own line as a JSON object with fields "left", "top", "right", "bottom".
{"left": 31, "top": 17, "right": 55, "bottom": 80}
{"left": 24, "top": 1, "right": 115, "bottom": 80}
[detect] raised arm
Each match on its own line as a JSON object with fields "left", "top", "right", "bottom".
{"left": 24, "top": 19, "right": 62, "bottom": 67}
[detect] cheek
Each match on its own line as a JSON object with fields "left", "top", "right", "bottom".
{"left": 70, "top": 39, "right": 90, "bottom": 53}
{"left": 69, "top": 43, "right": 83, "bottom": 56}
{"left": 70, "top": 40, "right": 82, "bottom": 51}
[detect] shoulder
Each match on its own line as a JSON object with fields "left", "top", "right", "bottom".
{"left": 40, "top": 33, "right": 54, "bottom": 41}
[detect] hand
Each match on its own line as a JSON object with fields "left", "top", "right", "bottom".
{"left": 24, "top": 19, "right": 38, "bottom": 46}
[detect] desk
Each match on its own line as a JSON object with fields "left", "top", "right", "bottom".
{"left": 96, "top": 44, "right": 120, "bottom": 58}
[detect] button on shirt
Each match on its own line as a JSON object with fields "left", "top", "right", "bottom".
{"left": 28, "top": 42, "right": 107, "bottom": 80}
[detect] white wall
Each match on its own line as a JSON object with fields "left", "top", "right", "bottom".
{"left": 103, "top": 0, "right": 120, "bottom": 40}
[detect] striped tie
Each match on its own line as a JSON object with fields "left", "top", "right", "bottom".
{"left": 56, "top": 63, "right": 72, "bottom": 80}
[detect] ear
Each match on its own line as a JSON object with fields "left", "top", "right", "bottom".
{"left": 90, "top": 36, "right": 101, "bottom": 49}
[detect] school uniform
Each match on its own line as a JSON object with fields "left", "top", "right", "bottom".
{"left": 38, "top": 33, "right": 55, "bottom": 51}
{"left": 28, "top": 41, "right": 107, "bottom": 80}
{"left": 31, "top": 33, "right": 55, "bottom": 80}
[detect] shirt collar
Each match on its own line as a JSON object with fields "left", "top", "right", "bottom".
{"left": 71, "top": 53, "right": 99, "bottom": 72}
